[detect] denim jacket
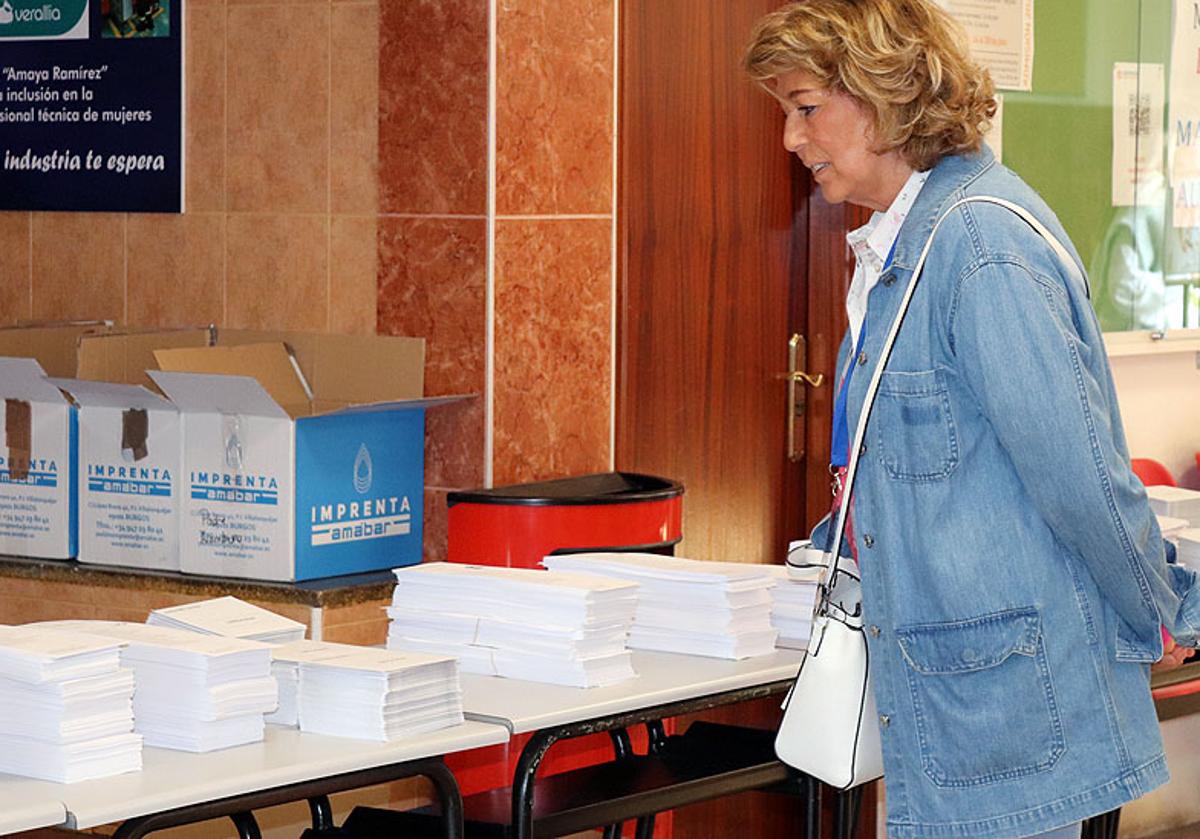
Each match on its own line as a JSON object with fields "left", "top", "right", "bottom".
{"left": 811, "top": 146, "right": 1200, "bottom": 837}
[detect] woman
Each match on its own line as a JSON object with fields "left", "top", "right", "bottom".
{"left": 744, "top": 2, "right": 1200, "bottom": 837}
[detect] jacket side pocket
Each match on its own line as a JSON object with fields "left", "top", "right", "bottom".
{"left": 896, "top": 607, "right": 1065, "bottom": 787}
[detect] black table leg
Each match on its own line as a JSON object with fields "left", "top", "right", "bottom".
{"left": 803, "top": 774, "right": 821, "bottom": 839}
{"left": 831, "top": 785, "right": 861, "bottom": 839}
{"left": 229, "top": 811, "right": 261, "bottom": 839}
{"left": 307, "top": 795, "right": 335, "bottom": 831}
{"left": 423, "top": 758, "right": 465, "bottom": 839}
{"left": 603, "top": 728, "right": 636, "bottom": 838}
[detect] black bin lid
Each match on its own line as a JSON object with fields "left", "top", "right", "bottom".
{"left": 447, "top": 472, "right": 683, "bottom": 507}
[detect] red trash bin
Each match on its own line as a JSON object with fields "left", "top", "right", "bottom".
{"left": 447, "top": 471, "right": 683, "bottom": 569}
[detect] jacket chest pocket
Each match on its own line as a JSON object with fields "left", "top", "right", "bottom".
{"left": 870, "top": 369, "right": 958, "bottom": 482}
{"left": 896, "top": 607, "right": 1065, "bottom": 788}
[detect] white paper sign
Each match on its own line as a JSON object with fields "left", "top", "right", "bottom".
{"left": 1112, "top": 63, "right": 1165, "bottom": 207}
{"left": 1168, "top": 0, "right": 1200, "bottom": 226}
{"left": 937, "top": 0, "right": 1034, "bottom": 91}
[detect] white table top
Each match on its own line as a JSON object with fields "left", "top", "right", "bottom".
{"left": 0, "top": 778, "right": 67, "bottom": 835}
{"left": 57, "top": 720, "right": 509, "bottom": 829}
{"left": 460, "top": 648, "right": 804, "bottom": 734}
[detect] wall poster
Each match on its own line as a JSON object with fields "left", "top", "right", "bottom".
{"left": 0, "top": 0, "right": 183, "bottom": 212}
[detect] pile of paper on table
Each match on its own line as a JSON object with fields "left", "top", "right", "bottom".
{"left": 268, "top": 640, "right": 463, "bottom": 739}
{"left": 35, "top": 621, "right": 277, "bottom": 752}
{"left": 0, "top": 625, "right": 141, "bottom": 782}
{"left": 388, "top": 562, "right": 639, "bottom": 687}
{"left": 1174, "top": 529, "right": 1200, "bottom": 571}
{"left": 542, "top": 553, "right": 778, "bottom": 659}
{"left": 764, "top": 541, "right": 823, "bottom": 649}
{"left": 1158, "top": 515, "right": 1191, "bottom": 541}
{"left": 147, "top": 596, "right": 307, "bottom": 644}
{"left": 1146, "top": 486, "right": 1200, "bottom": 525}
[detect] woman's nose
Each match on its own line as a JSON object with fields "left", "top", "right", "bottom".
{"left": 783, "top": 111, "right": 805, "bottom": 153}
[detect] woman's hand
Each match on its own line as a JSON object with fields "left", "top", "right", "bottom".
{"left": 1153, "top": 634, "right": 1196, "bottom": 672}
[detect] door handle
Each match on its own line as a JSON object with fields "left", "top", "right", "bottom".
{"left": 781, "top": 334, "right": 823, "bottom": 462}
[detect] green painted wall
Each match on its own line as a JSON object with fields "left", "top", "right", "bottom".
{"left": 1001, "top": 0, "right": 1172, "bottom": 269}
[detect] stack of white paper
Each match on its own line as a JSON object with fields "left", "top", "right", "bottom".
{"left": 147, "top": 596, "right": 306, "bottom": 644}
{"left": 388, "top": 562, "right": 639, "bottom": 687}
{"left": 1175, "top": 528, "right": 1200, "bottom": 571}
{"left": 1158, "top": 515, "right": 1191, "bottom": 541}
{"left": 542, "top": 553, "right": 779, "bottom": 659}
{"left": 269, "top": 640, "right": 462, "bottom": 740}
{"left": 1146, "top": 486, "right": 1200, "bottom": 525}
{"left": 36, "top": 620, "right": 277, "bottom": 752}
{"left": 0, "top": 625, "right": 141, "bottom": 782}
{"left": 765, "top": 565, "right": 819, "bottom": 650}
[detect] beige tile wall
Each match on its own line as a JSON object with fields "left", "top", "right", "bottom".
{"left": 0, "top": 0, "right": 379, "bottom": 334}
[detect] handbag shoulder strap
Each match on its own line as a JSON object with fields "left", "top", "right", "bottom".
{"left": 823, "top": 195, "right": 1086, "bottom": 584}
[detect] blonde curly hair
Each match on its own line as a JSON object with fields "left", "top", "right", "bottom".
{"left": 744, "top": 0, "right": 996, "bottom": 172}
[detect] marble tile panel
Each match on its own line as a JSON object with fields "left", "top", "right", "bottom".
{"left": 229, "top": 0, "right": 322, "bottom": 5}
{"left": 321, "top": 619, "right": 387, "bottom": 646}
{"left": 0, "top": 597, "right": 93, "bottom": 624}
{"left": 493, "top": 218, "right": 612, "bottom": 486}
{"left": 225, "top": 214, "right": 329, "bottom": 331}
{"left": 379, "top": 0, "right": 487, "bottom": 214}
{"left": 185, "top": 6, "right": 225, "bottom": 212}
{"left": 331, "top": 4, "right": 378, "bottom": 214}
{"left": 423, "top": 395, "right": 484, "bottom": 489}
{"left": 31, "top": 213, "right": 126, "bottom": 323}
{"left": 322, "top": 599, "right": 389, "bottom": 627}
{"left": 226, "top": 6, "right": 329, "bottom": 214}
{"left": 377, "top": 216, "right": 486, "bottom": 394}
{"left": 126, "top": 213, "right": 224, "bottom": 328}
{"left": 496, "top": 0, "right": 614, "bottom": 215}
{"left": 0, "top": 213, "right": 32, "bottom": 325}
{"left": 378, "top": 216, "right": 486, "bottom": 486}
{"left": 422, "top": 487, "right": 450, "bottom": 563}
{"left": 329, "top": 215, "right": 377, "bottom": 335}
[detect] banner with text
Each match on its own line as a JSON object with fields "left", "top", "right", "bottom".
{"left": 0, "top": 0, "right": 183, "bottom": 212}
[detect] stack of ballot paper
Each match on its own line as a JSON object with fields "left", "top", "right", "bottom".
{"left": 388, "top": 562, "right": 639, "bottom": 687}
{"left": 1146, "top": 486, "right": 1200, "bottom": 525}
{"left": 1157, "top": 515, "right": 1191, "bottom": 541}
{"left": 1175, "top": 529, "right": 1200, "bottom": 571}
{"left": 0, "top": 625, "right": 141, "bottom": 782}
{"left": 541, "top": 553, "right": 779, "bottom": 659}
{"left": 766, "top": 568, "right": 819, "bottom": 651}
{"left": 268, "top": 640, "right": 463, "bottom": 739}
{"left": 35, "top": 621, "right": 277, "bottom": 752}
{"left": 147, "top": 596, "right": 306, "bottom": 644}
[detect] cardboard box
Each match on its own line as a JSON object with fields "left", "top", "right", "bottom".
{"left": 0, "top": 358, "right": 76, "bottom": 558}
{"left": 0, "top": 321, "right": 117, "bottom": 377}
{"left": 143, "top": 335, "right": 436, "bottom": 582}
{"left": 52, "top": 379, "right": 181, "bottom": 571}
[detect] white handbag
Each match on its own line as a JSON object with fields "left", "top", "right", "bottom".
{"left": 773, "top": 195, "right": 1086, "bottom": 791}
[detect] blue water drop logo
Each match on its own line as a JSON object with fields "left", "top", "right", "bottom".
{"left": 353, "top": 444, "right": 373, "bottom": 495}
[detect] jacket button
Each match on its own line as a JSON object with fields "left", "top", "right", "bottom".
{"left": 857, "top": 350, "right": 868, "bottom": 366}
{"left": 859, "top": 442, "right": 867, "bottom": 455}
{"left": 879, "top": 714, "right": 890, "bottom": 728}
{"left": 869, "top": 625, "right": 880, "bottom": 638}
{"left": 882, "top": 273, "right": 896, "bottom": 287}
{"left": 863, "top": 534, "right": 874, "bottom": 548}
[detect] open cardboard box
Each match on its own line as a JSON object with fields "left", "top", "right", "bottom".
{"left": 0, "top": 358, "right": 77, "bottom": 559}
{"left": 142, "top": 332, "right": 440, "bottom": 582}
{"left": 0, "top": 325, "right": 449, "bottom": 581}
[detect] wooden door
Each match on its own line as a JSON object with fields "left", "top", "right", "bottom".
{"left": 617, "top": 0, "right": 815, "bottom": 565}
{"left": 616, "top": 1, "right": 872, "bottom": 836}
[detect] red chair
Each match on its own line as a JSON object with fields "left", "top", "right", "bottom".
{"left": 1131, "top": 458, "right": 1177, "bottom": 487}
